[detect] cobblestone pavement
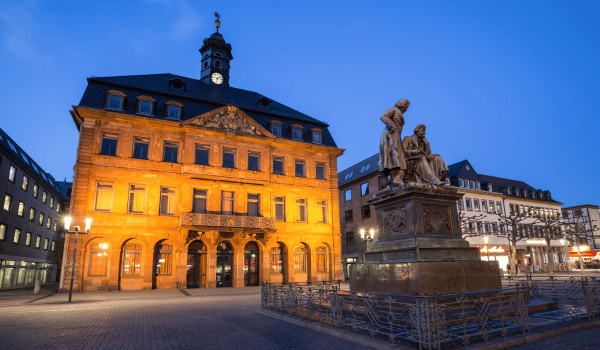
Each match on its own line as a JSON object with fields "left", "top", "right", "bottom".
{"left": 506, "top": 326, "right": 600, "bottom": 349}
{"left": 0, "top": 286, "right": 375, "bottom": 350}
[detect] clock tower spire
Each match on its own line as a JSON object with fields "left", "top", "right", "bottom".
{"left": 200, "top": 12, "right": 233, "bottom": 86}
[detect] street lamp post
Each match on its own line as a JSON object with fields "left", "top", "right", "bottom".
{"left": 64, "top": 217, "right": 92, "bottom": 303}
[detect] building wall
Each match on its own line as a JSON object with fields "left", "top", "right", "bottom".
{"left": 62, "top": 107, "right": 343, "bottom": 291}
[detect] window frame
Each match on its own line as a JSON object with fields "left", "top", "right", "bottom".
{"left": 3, "top": 193, "right": 13, "bottom": 212}
{"left": 295, "top": 198, "right": 307, "bottom": 222}
{"left": 132, "top": 137, "right": 150, "bottom": 160}
{"left": 316, "top": 246, "right": 327, "bottom": 272}
{"left": 128, "top": 184, "right": 147, "bottom": 214}
{"left": 345, "top": 209, "right": 353, "bottom": 223}
{"left": 222, "top": 147, "right": 236, "bottom": 169}
{"left": 94, "top": 181, "right": 114, "bottom": 212}
{"left": 345, "top": 189, "right": 352, "bottom": 202}
{"left": 25, "top": 232, "right": 32, "bottom": 246}
{"left": 291, "top": 125, "right": 303, "bottom": 141}
{"left": 13, "top": 228, "right": 21, "bottom": 244}
{"left": 159, "top": 186, "right": 177, "bottom": 216}
{"left": 8, "top": 165, "right": 16, "bottom": 182}
{"left": 273, "top": 196, "right": 285, "bottom": 222}
{"left": 106, "top": 91, "right": 125, "bottom": 111}
{"left": 122, "top": 243, "right": 142, "bottom": 276}
{"left": 294, "top": 159, "right": 306, "bottom": 178}
{"left": 270, "top": 122, "right": 283, "bottom": 137}
{"left": 100, "top": 132, "right": 119, "bottom": 156}
{"left": 194, "top": 144, "right": 210, "bottom": 166}
{"left": 0, "top": 223, "right": 6, "bottom": 241}
{"left": 248, "top": 151, "right": 260, "bottom": 172}
{"left": 136, "top": 96, "right": 156, "bottom": 116}
{"left": 362, "top": 204, "right": 371, "bottom": 219}
{"left": 360, "top": 182, "right": 369, "bottom": 196}
{"left": 317, "top": 200, "right": 328, "bottom": 223}
{"left": 272, "top": 155, "right": 284, "bottom": 175}
{"left": 21, "top": 175, "right": 29, "bottom": 191}
{"left": 88, "top": 242, "right": 109, "bottom": 276}
{"left": 192, "top": 188, "right": 208, "bottom": 214}
{"left": 247, "top": 193, "right": 260, "bottom": 217}
{"left": 163, "top": 141, "right": 179, "bottom": 163}
{"left": 315, "top": 162, "right": 326, "bottom": 180}
{"left": 32, "top": 184, "right": 39, "bottom": 198}
{"left": 311, "top": 129, "right": 322, "bottom": 144}
{"left": 221, "top": 191, "right": 234, "bottom": 215}
{"left": 165, "top": 101, "right": 183, "bottom": 120}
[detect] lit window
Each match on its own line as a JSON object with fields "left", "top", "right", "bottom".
{"left": 221, "top": 191, "right": 234, "bottom": 215}
{"left": 271, "top": 123, "right": 282, "bottom": 137}
{"left": 44, "top": 238, "right": 49, "bottom": 250}
{"left": 107, "top": 94, "right": 123, "bottom": 110}
{"left": 25, "top": 232, "right": 31, "bottom": 246}
{"left": 192, "top": 189, "right": 207, "bottom": 213}
{"left": 318, "top": 200, "right": 328, "bottom": 223}
{"left": 361, "top": 182, "right": 369, "bottom": 196}
{"left": 274, "top": 196, "right": 285, "bottom": 222}
{"left": 133, "top": 137, "right": 150, "bottom": 159}
{"left": 345, "top": 189, "right": 351, "bottom": 202}
{"left": 295, "top": 159, "right": 306, "bottom": 177}
{"left": 316, "top": 162, "right": 326, "bottom": 180}
{"left": 122, "top": 243, "right": 142, "bottom": 276}
{"left": 167, "top": 104, "right": 181, "bottom": 120}
{"left": 271, "top": 245, "right": 283, "bottom": 273}
{"left": 292, "top": 126, "right": 302, "bottom": 140}
{"left": 163, "top": 141, "right": 179, "bottom": 163}
{"left": 481, "top": 200, "right": 487, "bottom": 212}
{"left": 46, "top": 217, "right": 51, "bottom": 229}
{"left": 222, "top": 148, "right": 236, "bottom": 168}
{"left": 138, "top": 99, "right": 153, "bottom": 115}
{"left": 100, "top": 133, "right": 118, "bottom": 156}
{"left": 38, "top": 212, "right": 44, "bottom": 226}
{"left": 35, "top": 235, "right": 41, "bottom": 248}
{"left": 49, "top": 197, "right": 54, "bottom": 209}
{"left": 128, "top": 184, "right": 146, "bottom": 214}
{"left": 316, "top": 246, "right": 327, "bottom": 272}
{"left": 29, "top": 208, "right": 35, "bottom": 221}
{"left": 272, "top": 156, "right": 284, "bottom": 175}
{"left": 294, "top": 246, "right": 306, "bottom": 273}
{"left": 89, "top": 242, "right": 109, "bottom": 276}
{"left": 17, "top": 202, "right": 25, "bottom": 217}
{"left": 295, "top": 198, "right": 307, "bottom": 222}
{"left": 488, "top": 200, "right": 495, "bottom": 213}
{"left": 95, "top": 182, "right": 114, "bottom": 211}
{"left": 56, "top": 202, "right": 61, "bottom": 213}
{"left": 53, "top": 222, "right": 57, "bottom": 232}
{"left": 159, "top": 187, "right": 176, "bottom": 215}
{"left": 33, "top": 184, "right": 39, "bottom": 198}
{"left": 0, "top": 224, "right": 5, "bottom": 240}
{"left": 248, "top": 151, "right": 260, "bottom": 171}
{"left": 3, "top": 194, "right": 12, "bottom": 211}
{"left": 8, "top": 165, "right": 16, "bottom": 182}
{"left": 195, "top": 144, "right": 210, "bottom": 165}
{"left": 51, "top": 240, "right": 56, "bottom": 251}
{"left": 312, "top": 130, "right": 322, "bottom": 144}
{"left": 42, "top": 191, "right": 47, "bottom": 204}
{"left": 21, "top": 175, "right": 29, "bottom": 191}
{"left": 156, "top": 243, "right": 172, "bottom": 275}
{"left": 247, "top": 194, "right": 260, "bottom": 216}
{"left": 13, "top": 229, "right": 21, "bottom": 244}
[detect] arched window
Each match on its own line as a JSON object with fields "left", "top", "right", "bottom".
{"left": 89, "top": 242, "right": 109, "bottom": 276}
{"left": 156, "top": 243, "right": 172, "bottom": 275}
{"left": 294, "top": 246, "right": 306, "bottom": 273}
{"left": 138, "top": 99, "right": 153, "bottom": 115}
{"left": 215, "top": 60, "right": 221, "bottom": 68}
{"left": 316, "top": 246, "right": 327, "bottom": 272}
{"left": 122, "top": 243, "right": 142, "bottom": 276}
{"left": 108, "top": 94, "right": 123, "bottom": 110}
{"left": 214, "top": 52, "right": 223, "bottom": 58}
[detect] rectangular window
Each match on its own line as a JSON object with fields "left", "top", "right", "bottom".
{"left": 38, "top": 212, "right": 44, "bottom": 226}
{"left": 465, "top": 198, "right": 472, "bottom": 210}
{"left": 51, "top": 240, "right": 56, "bottom": 252}
{"left": 474, "top": 199, "right": 480, "bottom": 211}
{"left": 167, "top": 105, "right": 181, "bottom": 120}
{"left": 361, "top": 182, "right": 369, "bottom": 196}
{"left": 192, "top": 189, "right": 207, "bottom": 213}
{"left": 33, "top": 184, "right": 39, "bottom": 198}
{"left": 295, "top": 198, "right": 307, "bottom": 222}
{"left": 156, "top": 245, "right": 172, "bottom": 275}
{"left": 8, "top": 165, "right": 16, "bottom": 182}
{"left": 17, "top": 202, "right": 25, "bottom": 217}
{"left": 25, "top": 232, "right": 32, "bottom": 246}
{"left": 457, "top": 198, "right": 463, "bottom": 210}
{"left": 248, "top": 151, "right": 260, "bottom": 171}
{"left": 3, "top": 194, "right": 12, "bottom": 211}
{"left": 274, "top": 196, "right": 285, "bottom": 221}
{"left": 128, "top": 184, "right": 146, "bottom": 214}
{"left": 56, "top": 202, "right": 61, "bottom": 213}
{"left": 484, "top": 222, "right": 490, "bottom": 233}
{"left": 488, "top": 200, "right": 495, "bottom": 213}
{"left": 29, "top": 208, "right": 35, "bottom": 222}
{"left": 222, "top": 148, "right": 236, "bottom": 168}
{"left": 44, "top": 238, "right": 49, "bottom": 250}
{"left": 0, "top": 224, "right": 6, "bottom": 240}
{"left": 362, "top": 205, "right": 371, "bottom": 219}
{"left": 163, "top": 141, "right": 179, "bottom": 163}
{"left": 247, "top": 194, "right": 260, "bottom": 217}
{"left": 271, "top": 123, "right": 282, "bottom": 137}
{"left": 100, "top": 133, "right": 118, "bottom": 156}
{"left": 481, "top": 200, "right": 487, "bottom": 212}
{"left": 476, "top": 222, "right": 483, "bottom": 234}
{"left": 89, "top": 243, "right": 109, "bottom": 276}
{"left": 53, "top": 221, "right": 58, "bottom": 232}
{"left": 95, "top": 182, "right": 114, "bottom": 211}
{"left": 491, "top": 223, "right": 498, "bottom": 234}
{"left": 42, "top": 191, "right": 47, "bottom": 204}
{"left": 295, "top": 159, "right": 306, "bottom": 177}
{"left": 315, "top": 162, "right": 326, "bottom": 180}
{"left": 346, "top": 232, "right": 355, "bottom": 245}
{"left": 108, "top": 94, "right": 123, "bottom": 110}
{"left": 221, "top": 191, "right": 234, "bottom": 215}
{"left": 159, "top": 187, "right": 176, "bottom": 215}
{"left": 294, "top": 247, "right": 306, "bottom": 273}
{"left": 132, "top": 137, "right": 150, "bottom": 160}
{"left": 459, "top": 179, "right": 464, "bottom": 187}
{"left": 138, "top": 99, "right": 153, "bottom": 115}
{"left": 316, "top": 247, "right": 327, "bottom": 272}
{"left": 122, "top": 244, "right": 142, "bottom": 275}
{"left": 345, "top": 189, "right": 352, "bottom": 202}
{"left": 22, "top": 175, "right": 29, "bottom": 191}
{"left": 48, "top": 197, "right": 54, "bottom": 209}
{"left": 271, "top": 246, "right": 282, "bottom": 273}
{"left": 317, "top": 200, "right": 328, "bottom": 223}
{"left": 46, "top": 217, "right": 51, "bottom": 229}
{"left": 272, "top": 156, "right": 284, "bottom": 175}
{"left": 510, "top": 204, "right": 515, "bottom": 215}
{"left": 292, "top": 126, "right": 302, "bottom": 140}
{"left": 470, "top": 180, "right": 475, "bottom": 189}
{"left": 345, "top": 210, "right": 353, "bottom": 223}
{"left": 195, "top": 144, "right": 210, "bottom": 165}
{"left": 14, "top": 229, "right": 21, "bottom": 244}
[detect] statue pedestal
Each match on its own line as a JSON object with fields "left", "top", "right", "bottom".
{"left": 350, "top": 183, "right": 502, "bottom": 295}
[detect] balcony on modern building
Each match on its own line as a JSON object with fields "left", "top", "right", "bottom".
{"left": 180, "top": 212, "right": 276, "bottom": 230}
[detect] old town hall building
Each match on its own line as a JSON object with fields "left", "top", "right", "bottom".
{"left": 61, "top": 23, "right": 343, "bottom": 291}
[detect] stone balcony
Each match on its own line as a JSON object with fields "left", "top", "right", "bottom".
{"left": 180, "top": 213, "right": 276, "bottom": 230}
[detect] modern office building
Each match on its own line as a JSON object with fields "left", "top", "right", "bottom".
{"left": 0, "top": 127, "right": 69, "bottom": 289}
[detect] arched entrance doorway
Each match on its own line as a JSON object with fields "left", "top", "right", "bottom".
{"left": 216, "top": 241, "right": 233, "bottom": 288}
{"left": 187, "top": 240, "right": 206, "bottom": 288}
{"left": 244, "top": 242, "right": 260, "bottom": 286}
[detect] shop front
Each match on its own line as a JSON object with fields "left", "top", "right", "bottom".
{"left": 569, "top": 245, "right": 600, "bottom": 269}
{"left": 475, "top": 244, "right": 510, "bottom": 272}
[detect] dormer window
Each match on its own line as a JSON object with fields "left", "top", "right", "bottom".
{"left": 487, "top": 184, "right": 492, "bottom": 191}
{"left": 292, "top": 126, "right": 303, "bottom": 140}
{"left": 514, "top": 188, "right": 519, "bottom": 196}
{"left": 507, "top": 187, "right": 511, "bottom": 195}
{"left": 136, "top": 96, "right": 156, "bottom": 116}
{"left": 215, "top": 60, "right": 221, "bottom": 69}
{"left": 270, "top": 122, "right": 282, "bottom": 137}
{"left": 165, "top": 101, "right": 183, "bottom": 120}
{"left": 106, "top": 90, "right": 126, "bottom": 110}
{"left": 169, "top": 78, "right": 186, "bottom": 90}
{"left": 312, "top": 130, "right": 322, "bottom": 144}
{"left": 523, "top": 190, "right": 528, "bottom": 197}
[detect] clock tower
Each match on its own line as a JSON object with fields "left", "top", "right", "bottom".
{"left": 200, "top": 13, "right": 233, "bottom": 87}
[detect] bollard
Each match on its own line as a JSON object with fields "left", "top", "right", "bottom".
{"left": 33, "top": 273, "right": 41, "bottom": 294}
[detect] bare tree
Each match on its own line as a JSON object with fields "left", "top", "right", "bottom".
{"left": 532, "top": 209, "right": 565, "bottom": 276}
{"left": 458, "top": 209, "right": 487, "bottom": 238}
{"left": 562, "top": 212, "right": 599, "bottom": 273}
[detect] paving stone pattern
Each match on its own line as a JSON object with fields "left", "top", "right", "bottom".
{"left": 506, "top": 326, "right": 600, "bottom": 350}
{"left": 0, "top": 286, "right": 375, "bottom": 350}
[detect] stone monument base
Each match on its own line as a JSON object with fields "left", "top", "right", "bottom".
{"left": 350, "top": 260, "right": 502, "bottom": 295}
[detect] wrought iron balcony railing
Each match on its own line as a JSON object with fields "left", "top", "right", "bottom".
{"left": 180, "top": 212, "right": 275, "bottom": 230}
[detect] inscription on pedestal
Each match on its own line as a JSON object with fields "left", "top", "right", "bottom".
{"left": 383, "top": 206, "right": 407, "bottom": 236}
{"left": 422, "top": 204, "right": 451, "bottom": 233}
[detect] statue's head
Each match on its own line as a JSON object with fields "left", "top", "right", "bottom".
{"left": 395, "top": 99, "right": 410, "bottom": 112}
{"left": 414, "top": 124, "right": 426, "bottom": 137}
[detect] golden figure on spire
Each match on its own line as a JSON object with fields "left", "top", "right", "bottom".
{"left": 214, "top": 12, "right": 221, "bottom": 32}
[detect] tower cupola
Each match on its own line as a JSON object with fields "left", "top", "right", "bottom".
{"left": 200, "top": 13, "right": 233, "bottom": 86}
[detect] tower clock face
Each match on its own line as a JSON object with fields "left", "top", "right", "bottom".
{"left": 211, "top": 72, "right": 224, "bottom": 84}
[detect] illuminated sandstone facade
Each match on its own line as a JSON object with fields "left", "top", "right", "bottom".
{"left": 61, "top": 30, "right": 343, "bottom": 292}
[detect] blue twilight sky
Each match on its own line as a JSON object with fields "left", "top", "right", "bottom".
{"left": 0, "top": 0, "right": 598, "bottom": 207}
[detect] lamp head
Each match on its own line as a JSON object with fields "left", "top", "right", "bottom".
{"left": 64, "top": 216, "right": 72, "bottom": 231}
{"left": 85, "top": 217, "right": 92, "bottom": 232}
{"left": 360, "top": 229, "right": 365, "bottom": 239}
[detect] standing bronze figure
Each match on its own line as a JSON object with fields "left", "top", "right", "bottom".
{"left": 403, "top": 124, "right": 448, "bottom": 185}
{"left": 379, "top": 99, "right": 409, "bottom": 186}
